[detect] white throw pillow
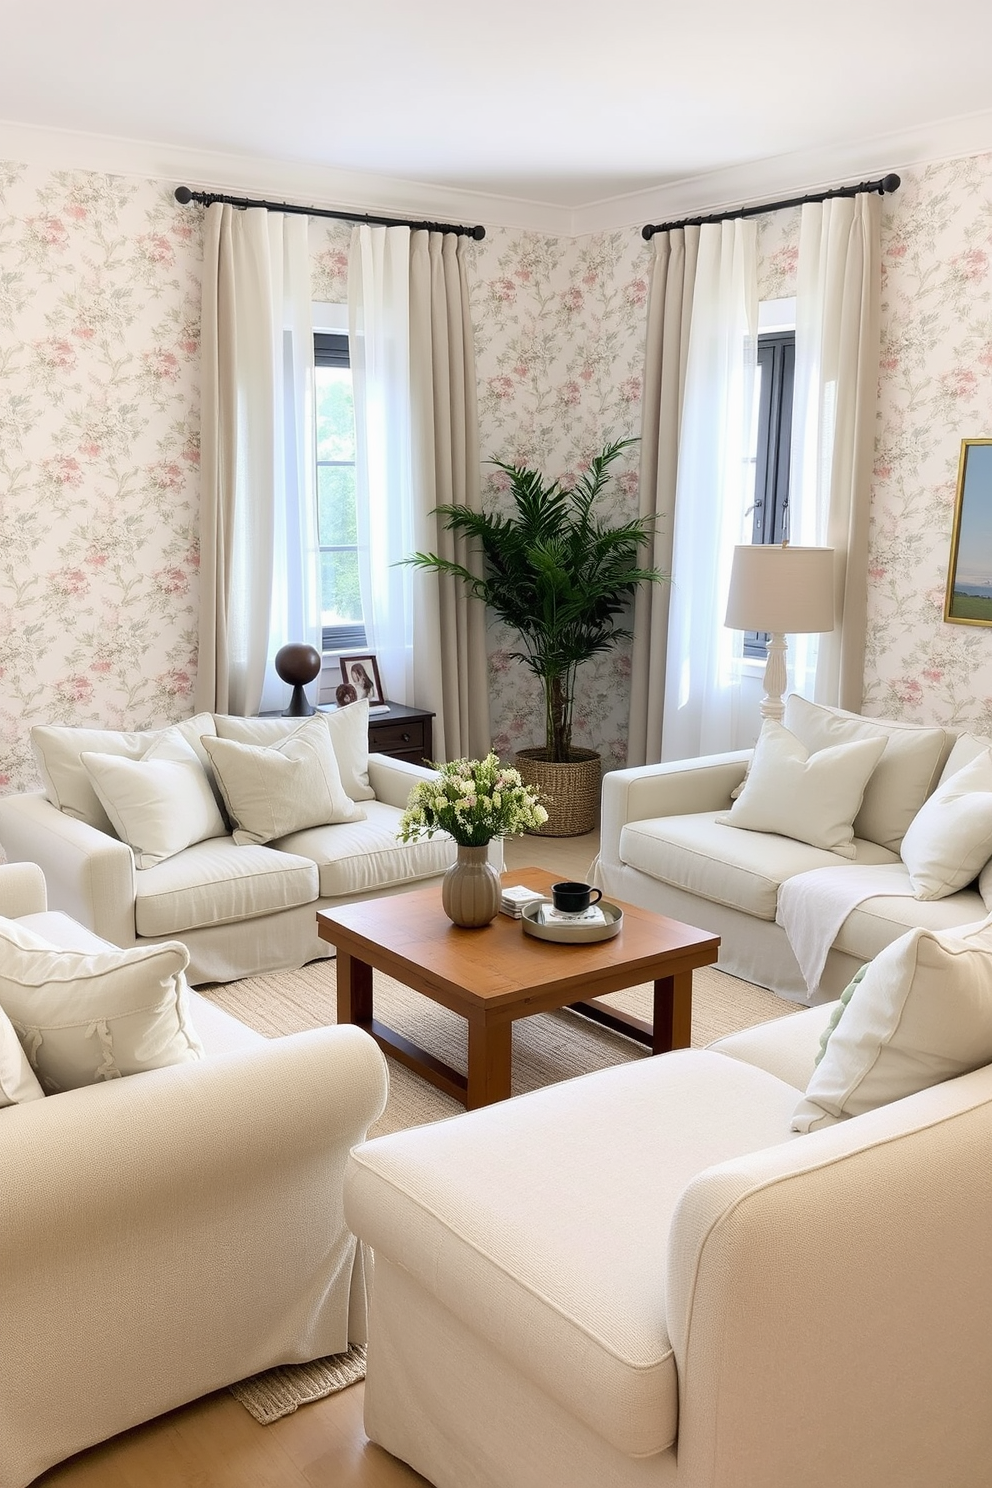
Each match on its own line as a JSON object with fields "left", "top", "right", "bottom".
{"left": 81, "top": 734, "right": 228, "bottom": 869}
{"left": 203, "top": 714, "right": 366, "bottom": 846}
{"left": 0, "top": 1002, "right": 45, "bottom": 1107}
{"left": 783, "top": 695, "right": 951, "bottom": 851}
{"left": 793, "top": 919, "right": 992, "bottom": 1132}
{"left": 715, "top": 721, "right": 885, "bottom": 859}
{"left": 899, "top": 749, "right": 992, "bottom": 900}
{"left": 0, "top": 918, "right": 203, "bottom": 1094}
{"left": 31, "top": 714, "right": 219, "bottom": 835}
{"left": 213, "top": 700, "right": 375, "bottom": 803}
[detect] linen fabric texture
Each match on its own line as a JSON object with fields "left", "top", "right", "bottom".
{"left": 793, "top": 919, "right": 992, "bottom": 1132}
{"left": 0, "top": 916, "right": 203, "bottom": 1094}
{"left": 0, "top": 1001, "right": 45, "bottom": 1106}
{"left": 203, "top": 714, "right": 365, "bottom": 847}
{"left": 213, "top": 700, "right": 376, "bottom": 802}
{"left": 81, "top": 734, "right": 228, "bottom": 869}
{"left": 782, "top": 695, "right": 951, "bottom": 851}
{"left": 716, "top": 721, "right": 885, "bottom": 860}
{"left": 898, "top": 748, "right": 992, "bottom": 900}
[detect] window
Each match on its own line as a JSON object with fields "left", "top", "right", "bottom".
{"left": 743, "top": 329, "right": 795, "bottom": 658}
{"left": 314, "top": 331, "right": 365, "bottom": 651}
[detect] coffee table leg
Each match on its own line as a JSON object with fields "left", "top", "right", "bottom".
{"left": 337, "top": 949, "right": 373, "bottom": 1027}
{"left": 466, "top": 1014, "right": 512, "bottom": 1110}
{"left": 654, "top": 971, "right": 692, "bottom": 1053}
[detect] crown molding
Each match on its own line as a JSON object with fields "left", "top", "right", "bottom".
{"left": 3, "top": 107, "right": 992, "bottom": 244}
{"left": 0, "top": 119, "right": 575, "bottom": 236}
{"left": 575, "top": 106, "right": 992, "bottom": 235}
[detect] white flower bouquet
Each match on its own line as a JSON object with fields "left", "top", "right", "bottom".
{"left": 397, "top": 751, "right": 549, "bottom": 847}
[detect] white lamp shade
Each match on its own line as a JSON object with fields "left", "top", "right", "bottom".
{"left": 725, "top": 544, "right": 835, "bottom": 635}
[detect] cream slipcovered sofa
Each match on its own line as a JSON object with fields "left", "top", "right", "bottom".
{"left": 0, "top": 861, "right": 388, "bottom": 1488}
{"left": 345, "top": 914, "right": 992, "bottom": 1488}
{"left": 594, "top": 694, "right": 992, "bottom": 1003}
{"left": 0, "top": 702, "right": 461, "bottom": 985}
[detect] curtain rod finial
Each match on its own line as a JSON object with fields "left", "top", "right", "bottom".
{"left": 881, "top": 173, "right": 901, "bottom": 195}
{"left": 471, "top": 224, "right": 486, "bottom": 241}
{"left": 641, "top": 224, "right": 655, "bottom": 241}
{"left": 174, "top": 186, "right": 193, "bottom": 205}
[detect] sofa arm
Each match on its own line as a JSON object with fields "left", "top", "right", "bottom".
{"left": 367, "top": 752, "right": 440, "bottom": 809}
{"left": 0, "top": 861, "right": 48, "bottom": 917}
{"left": 0, "top": 791, "right": 136, "bottom": 946}
{"left": 0, "top": 1023, "right": 389, "bottom": 1488}
{"left": 666, "top": 1069, "right": 992, "bottom": 1487}
{"left": 598, "top": 751, "right": 752, "bottom": 868}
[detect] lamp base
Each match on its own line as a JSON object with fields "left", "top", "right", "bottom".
{"left": 759, "top": 633, "right": 789, "bottom": 723}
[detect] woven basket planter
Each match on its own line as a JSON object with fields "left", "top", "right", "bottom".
{"left": 514, "top": 748, "right": 602, "bottom": 837}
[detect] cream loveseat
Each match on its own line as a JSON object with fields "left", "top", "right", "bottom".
{"left": 0, "top": 861, "right": 388, "bottom": 1488}
{"left": 345, "top": 914, "right": 992, "bottom": 1488}
{"left": 0, "top": 702, "right": 459, "bottom": 985}
{"left": 594, "top": 695, "right": 992, "bottom": 1002}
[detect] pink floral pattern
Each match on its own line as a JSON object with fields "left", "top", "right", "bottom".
{"left": 4, "top": 149, "right": 992, "bottom": 793}
{"left": 0, "top": 161, "right": 201, "bottom": 790}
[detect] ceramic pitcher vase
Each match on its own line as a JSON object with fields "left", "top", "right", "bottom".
{"left": 441, "top": 843, "right": 501, "bottom": 928}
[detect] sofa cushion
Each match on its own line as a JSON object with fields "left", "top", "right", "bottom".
{"left": 214, "top": 701, "right": 375, "bottom": 802}
{"left": 275, "top": 799, "right": 455, "bottom": 899}
{"left": 715, "top": 721, "right": 885, "bottom": 860}
{"left": 31, "top": 714, "right": 219, "bottom": 836}
{"left": 0, "top": 1002, "right": 45, "bottom": 1107}
{"left": 708, "top": 1002, "right": 833, "bottom": 1090}
{"left": 345, "top": 1049, "right": 801, "bottom": 1459}
{"left": 833, "top": 882, "right": 988, "bottom": 963}
{"left": 203, "top": 716, "right": 365, "bottom": 846}
{"left": 899, "top": 749, "right": 992, "bottom": 900}
{"left": 793, "top": 920, "right": 992, "bottom": 1132}
{"left": 0, "top": 917, "right": 203, "bottom": 1094}
{"left": 619, "top": 812, "right": 899, "bottom": 921}
{"left": 81, "top": 735, "right": 228, "bottom": 869}
{"left": 784, "top": 695, "right": 952, "bottom": 851}
{"left": 133, "top": 838, "right": 319, "bottom": 938}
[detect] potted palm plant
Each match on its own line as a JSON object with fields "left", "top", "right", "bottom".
{"left": 405, "top": 438, "right": 666, "bottom": 835}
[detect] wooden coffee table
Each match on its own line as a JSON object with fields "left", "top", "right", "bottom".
{"left": 316, "top": 867, "right": 719, "bottom": 1109}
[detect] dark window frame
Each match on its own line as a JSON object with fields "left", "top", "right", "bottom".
{"left": 744, "top": 330, "right": 795, "bottom": 658}
{"left": 314, "top": 332, "right": 366, "bottom": 652}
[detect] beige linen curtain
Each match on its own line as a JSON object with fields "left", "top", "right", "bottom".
{"left": 626, "top": 228, "right": 698, "bottom": 767}
{"left": 350, "top": 226, "right": 490, "bottom": 762}
{"left": 196, "top": 204, "right": 318, "bottom": 717}
{"left": 409, "top": 232, "right": 491, "bottom": 760}
{"left": 789, "top": 192, "right": 882, "bottom": 712}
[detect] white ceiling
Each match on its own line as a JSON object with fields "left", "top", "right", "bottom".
{"left": 6, "top": 0, "right": 992, "bottom": 229}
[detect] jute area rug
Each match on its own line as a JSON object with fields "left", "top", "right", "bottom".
{"left": 203, "top": 957, "right": 796, "bottom": 1421}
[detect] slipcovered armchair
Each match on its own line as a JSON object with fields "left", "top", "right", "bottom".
{"left": 0, "top": 863, "right": 388, "bottom": 1488}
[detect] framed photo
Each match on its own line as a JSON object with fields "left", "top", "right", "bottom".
{"left": 945, "top": 439, "right": 992, "bottom": 627}
{"left": 339, "top": 653, "right": 385, "bottom": 705}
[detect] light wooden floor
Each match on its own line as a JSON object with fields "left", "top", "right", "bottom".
{"left": 35, "top": 830, "right": 601, "bottom": 1488}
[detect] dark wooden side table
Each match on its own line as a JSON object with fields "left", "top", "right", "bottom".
{"left": 364, "top": 702, "right": 434, "bottom": 765}
{"left": 259, "top": 700, "right": 434, "bottom": 765}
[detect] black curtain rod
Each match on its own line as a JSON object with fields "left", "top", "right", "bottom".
{"left": 641, "top": 172, "right": 901, "bottom": 241}
{"left": 174, "top": 186, "right": 486, "bottom": 240}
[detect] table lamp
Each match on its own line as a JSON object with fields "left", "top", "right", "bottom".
{"left": 724, "top": 543, "right": 835, "bottom": 722}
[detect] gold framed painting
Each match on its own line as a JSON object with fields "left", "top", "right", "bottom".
{"left": 944, "top": 438, "right": 992, "bottom": 626}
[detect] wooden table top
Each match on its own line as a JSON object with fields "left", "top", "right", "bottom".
{"left": 316, "top": 867, "right": 719, "bottom": 1014}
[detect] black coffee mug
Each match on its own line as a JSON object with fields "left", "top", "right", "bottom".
{"left": 551, "top": 881, "right": 603, "bottom": 914}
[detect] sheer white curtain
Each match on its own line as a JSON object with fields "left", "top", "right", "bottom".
{"left": 348, "top": 224, "right": 490, "bottom": 761}
{"left": 196, "top": 204, "right": 319, "bottom": 716}
{"left": 788, "top": 193, "right": 882, "bottom": 711}
{"left": 660, "top": 219, "right": 758, "bottom": 761}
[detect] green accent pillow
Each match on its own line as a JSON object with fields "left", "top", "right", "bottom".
{"left": 814, "top": 963, "right": 869, "bottom": 1066}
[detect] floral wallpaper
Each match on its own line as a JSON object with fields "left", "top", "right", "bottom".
{"left": 4, "top": 147, "right": 992, "bottom": 797}
{"left": 0, "top": 160, "right": 201, "bottom": 792}
{"left": 865, "top": 153, "right": 992, "bottom": 730}
{"left": 468, "top": 226, "right": 653, "bottom": 766}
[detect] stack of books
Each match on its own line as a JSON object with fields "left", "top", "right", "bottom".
{"left": 499, "top": 885, "right": 548, "bottom": 919}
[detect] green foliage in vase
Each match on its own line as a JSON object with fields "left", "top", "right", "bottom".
{"left": 405, "top": 439, "right": 666, "bottom": 762}
{"left": 397, "top": 752, "right": 549, "bottom": 846}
